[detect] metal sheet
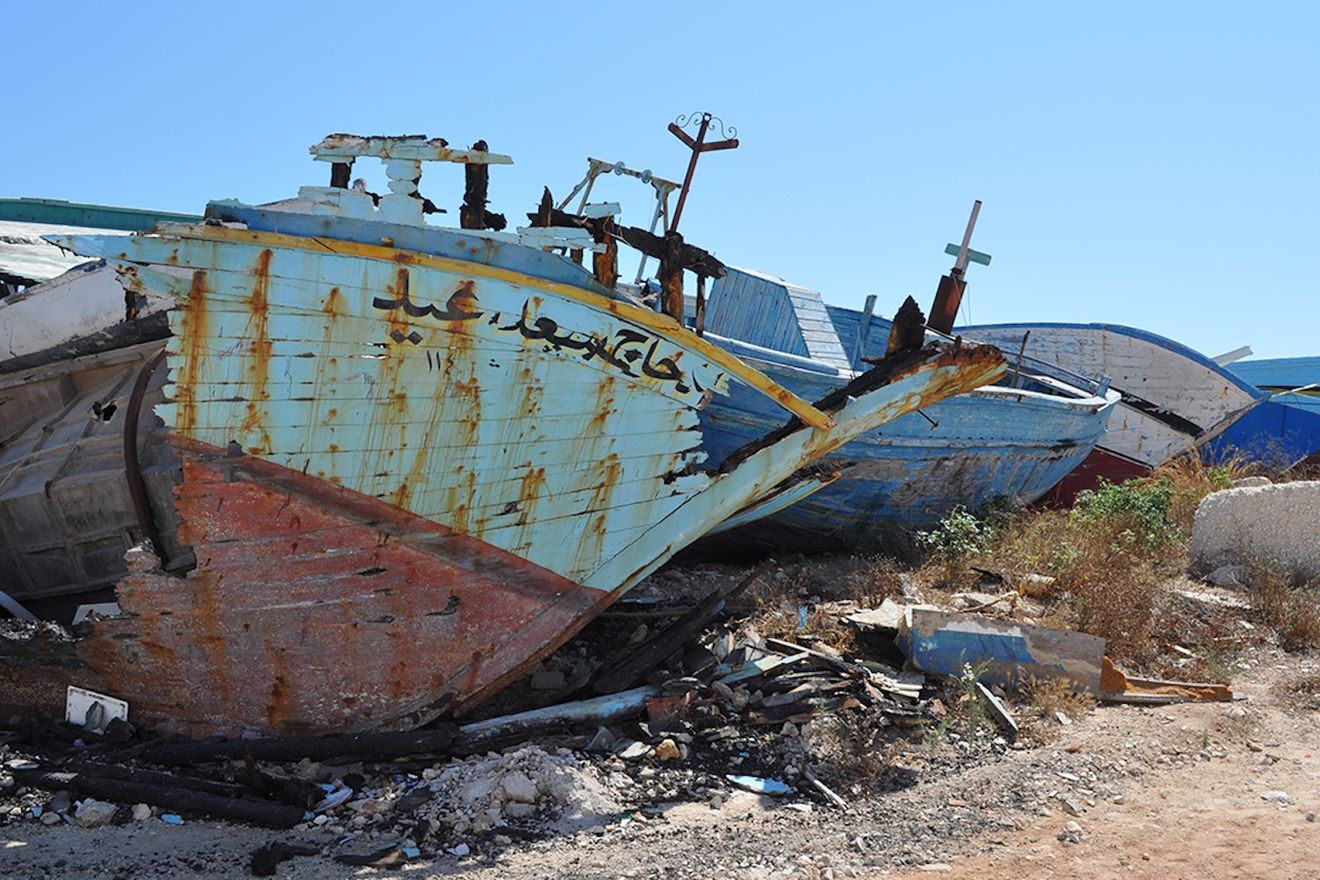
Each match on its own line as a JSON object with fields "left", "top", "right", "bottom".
{"left": 901, "top": 608, "right": 1106, "bottom": 695}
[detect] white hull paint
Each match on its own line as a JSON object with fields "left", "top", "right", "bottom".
{"left": 0, "top": 262, "right": 173, "bottom": 365}
{"left": 964, "top": 323, "right": 1264, "bottom": 468}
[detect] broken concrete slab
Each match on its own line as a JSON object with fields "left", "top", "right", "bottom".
{"left": 899, "top": 608, "right": 1106, "bottom": 694}
{"left": 1190, "top": 481, "right": 1320, "bottom": 582}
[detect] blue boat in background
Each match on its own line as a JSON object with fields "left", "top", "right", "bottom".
{"left": 696, "top": 267, "right": 1119, "bottom": 552}
{"left": 1209, "top": 356, "right": 1320, "bottom": 467}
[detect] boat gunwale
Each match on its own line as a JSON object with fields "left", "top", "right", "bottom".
{"left": 63, "top": 223, "right": 838, "bottom": 432}
{"left": 726, "top": 344, "right": 1120, "bottom": 416}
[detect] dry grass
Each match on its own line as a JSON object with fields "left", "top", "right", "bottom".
{"left": 1243, "top": 563, "right": 1320, "bottom": 651}
{"left": 1153, "top": 455, "right": 1243, "bottom": 532}
{"left": 957, "top": 506, "right": 1167, "bottom": 663}
{"left": 742, "top": 563, "right": 863, "bottom": 655}
{"left": 807, "top": 707, "right": 904, "bottom": 786}
{"left": 1018, "top": 676, "right": 1096, "bottom": 743}
{"left": 845, "top": 555, "right": 906, "bottom": 606}
{"left": 1274, "top": 669, "right": 1320, "bottom": 712}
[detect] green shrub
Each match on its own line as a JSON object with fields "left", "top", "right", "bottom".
{"left": 1070, "top": 477, "right": 1180, "bottom": 553}
{"left": 916, "top": 506, "right": 990, "bottom": 564}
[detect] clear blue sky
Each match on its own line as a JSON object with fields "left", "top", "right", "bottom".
{"left": 7, "top": 2, "right": 1316, "bottom": 358}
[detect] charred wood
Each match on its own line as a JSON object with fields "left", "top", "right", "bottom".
{"left": 590, "top": 564, "right": 768, "bottom": 694}
{"left": 460, "top": 140, "right": 507, "bottom": 231}
{"left": 125, "top": 727, "right": 457, "bottom": 767}
{"left": 13, "top": 768, "right": 306, "bottom": 828}
{"left": 880, "top": 296, "right": 927, "bottom": 357}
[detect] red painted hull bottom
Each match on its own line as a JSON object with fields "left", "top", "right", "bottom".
{"left": 1042, "top": 446, "right": 1151, "bottom": 507}
{"left": 0, "top": 443, "right": 616, "bottom": 737}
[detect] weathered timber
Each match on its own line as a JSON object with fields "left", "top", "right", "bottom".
{"left": 591, "top": 564, "right": 769, "bottom": 694}
{"left": 975, "top": 681, "right": 1019, "bottom": 740}
{"left": 526, "top": 195, "right": 724, "bottom": 280}
{"left": 900, "top": 609, "right": 1106, "bottom": 694}
{"left": 1098, "top": 656, "right": 1233, "bottom": 704}
{"left": 13, "top": 769, "right": 306, "bottom": 827}
{"left": 764, "top": 637, "right": 870, "bottom": 679}
{"left": 803, "top": 767, "right": 850, "bottom": 810}
{"left": 592, "top": 214, "right": 618, "bottom": 289}
{"left": 128, "top": 728, "right": 457, "bottom": 766}
{"left": 460, "top": 140, "right": 507, "bottom": 231}
{"left": 616, "top": 224, "right": 726, "bottom": 279}
{"left": 880, "top": 296, "right": 928, "bottom": 358}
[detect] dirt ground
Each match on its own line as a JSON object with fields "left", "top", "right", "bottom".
{"left": 2, "top": 641, "right": 1315, "bottom": 880}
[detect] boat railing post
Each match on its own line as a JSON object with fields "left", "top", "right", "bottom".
{"left": 1011, "top": 330, "right": 1031, "bottom": 389}
{"left": 854, "top": 294, "right": 878, "bottom": 368}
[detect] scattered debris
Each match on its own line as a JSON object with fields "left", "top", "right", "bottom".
{"left": 726, "top": 775, "right": 792, "bottom": 796}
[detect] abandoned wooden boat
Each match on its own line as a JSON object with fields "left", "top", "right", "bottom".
{"left": 692, "top": 267, "right": 1118, "bottom": 551}
{"left": 0, "top": 134, "right": 1007, "bottom": 736}
{"left": 958, "top": 323, "right": 1266, "bottom": 499}
{"left": 1208, "top": 356, "right": 1320, "bottom": 467}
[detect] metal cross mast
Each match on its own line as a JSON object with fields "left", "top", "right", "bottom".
{"left": 667, "top": 111, "right": 739, "bottom": 234}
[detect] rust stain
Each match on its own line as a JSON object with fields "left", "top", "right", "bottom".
{"left": 174, "top": 270, "right": 209, "bottom": 436}
{"left": 322, "top": 285, "right": 345, "bottom": 317}
{"left": 265, "top": 642, "right": 290, "bottom": 728}
{"left": 516, "top": 466, "right": 547, "bottom": 512}
{"left": 239, "top": 249, "right": 275, "bottom": 453}
{"left": 188, "top": 569, "right": 237, "bottom": 709}
{"left": 588, "top": 374, "right": 617, "bottom": 434}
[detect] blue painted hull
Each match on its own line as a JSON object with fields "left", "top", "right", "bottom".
{"left": 698, "top": 335, "right": 1115, "bottom": 551}
{"left": 1205, "top": 398, "right": 1320, "bottom": 467}
{"left": 1221, "top": 357, "right": 1320, "bottom": 465}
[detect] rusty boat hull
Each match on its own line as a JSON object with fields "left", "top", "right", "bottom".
{"left": 0, "top": 136, "right": 1007, "bottom": 735}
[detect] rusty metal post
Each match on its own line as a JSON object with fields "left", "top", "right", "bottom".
{"left": 928, "top": 274, "right": 967, "bottom": 335}
{"left": 694, "top": 274, "right": 707, "bottom": 336}
{"left": 929, "top": 200, "right": 983, "bottom": 334}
